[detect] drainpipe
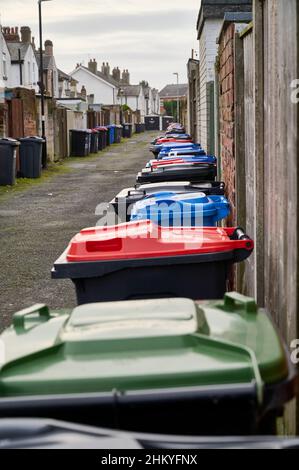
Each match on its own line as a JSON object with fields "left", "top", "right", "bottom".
{"left": 18, "top": 49, "right": 23, "bottom": 85}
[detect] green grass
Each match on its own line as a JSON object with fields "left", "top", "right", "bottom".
{"left": 0, "top": 145, "right": 114, "bottom": 200}
{"left": 0, "top": 162, "right": 72, "bottom": 200}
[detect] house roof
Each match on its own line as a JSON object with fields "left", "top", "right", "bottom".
{"left": 120, "top": 85, "right": 141, "bottom": 97}
{"left": 159, "top": 84, "right": 188, "bottom": 99}
{"left": 81, "top": 66, "right": 120, "bottom": 88}
{"left": 6, "top": 42, "right": 30, "bottom": 61}
{"left": 196, "top": 0, "right": 252, "bottom": 38}
{"left": 58, "top": 69, "right": 74, "bottom": 82}
{"left": 35, "top": 53, "right": 52, "bottom": 71}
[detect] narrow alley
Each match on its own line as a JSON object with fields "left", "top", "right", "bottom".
{"left": 0, "top": 0, "right": 299, "bottom": 452}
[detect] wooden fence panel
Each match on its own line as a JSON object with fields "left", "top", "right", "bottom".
{"left": 240, "top": 0, "right": 299, "bottom": 434}
{"left": 242, "top": 28, "right": 256, "bottom": 298}
{"left": 262, "top": 0, "right": 299, "bottom": 434}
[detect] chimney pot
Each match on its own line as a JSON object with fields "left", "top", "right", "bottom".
{"left": 88, "top": 58, "right": 97, "bottom": 75}
{"left": 45, "top": 39, "right": 53, "bottom": 56}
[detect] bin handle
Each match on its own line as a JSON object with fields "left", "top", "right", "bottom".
{"left": 231, "top": 227, "right": 251, "bottom": 241}
{"left": 128, "top": 189, "right": 146, "bottom": 197}
{"left": 224, "top": 292, "right": 258, "bottom": 315}
{"left": 13, "top": 304, "right": 50, "bottom": 330}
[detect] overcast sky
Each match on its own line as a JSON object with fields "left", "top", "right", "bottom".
{"left": 0, "top": 0, "right": 200, "bottom": 90}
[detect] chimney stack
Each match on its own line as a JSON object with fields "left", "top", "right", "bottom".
{"left": 112, "top": 66, "right": 121, "bottom": 82}
{"left": 44, "top": 39, "right": 53, "bottom": 56}
{"left": 88, "top": 58, "right": 98, "bottom": 75}
{"left": 121, "top": 69, "right": 130, "bottom": 85}
{"left": 2, "top": 26, "right": 20, "bottom": 42}
{"left": 20, "top": 26, "right": 31, "bottom": 44}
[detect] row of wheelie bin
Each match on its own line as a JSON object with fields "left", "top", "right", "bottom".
{"left": 70, "top": 123, "right": 142, "bottom": 157}
{"left": 122, "top": 123, "right": 145, "bottom": 138}
{"left": 70, "top": 127, "right": 108, "bottom": 157}
{"left": 0, "top": 122, "right": 143, "bottom": 186}
{"left": 0, "top": 136, "right": 45, "bottom": 185}
{"left": 70, "top": 125, "right": 124, "bottom": 157}
{"left": 0, "top": 122, "right": 297, "bottom": 442}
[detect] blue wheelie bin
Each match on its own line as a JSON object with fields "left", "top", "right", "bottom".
{"left": 107, "top": 125, "right": 115, "bottom": 145}
{"left": 150, "top": 142, "right": 201, "bottom": 158}
{"left": 146, "top": 155, "right": 216, "bottom": 169}
{"left": 158, "top": 147, "right": 206, "bottom": 160}
{"left": 130, "top": 191, "right": 230, "bottom": 227}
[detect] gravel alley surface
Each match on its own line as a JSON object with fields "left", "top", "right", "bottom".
{"left": 0, "top": 131, "right": 156, "bottom": 331}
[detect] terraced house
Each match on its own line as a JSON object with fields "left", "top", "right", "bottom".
{"left": 1, "top": 26, "right": 38, "bottom": 92}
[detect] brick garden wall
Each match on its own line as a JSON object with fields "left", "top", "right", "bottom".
{"left": 218, "top": 22, "right": 236, "bottom": 226}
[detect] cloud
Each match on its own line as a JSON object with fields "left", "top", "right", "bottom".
{"left": 43, "top": 10, "right": 195, "bottom": 36}
{"left": 0, "top": 0, "right": 199, "bottom": 89}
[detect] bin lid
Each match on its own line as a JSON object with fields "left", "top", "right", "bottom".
{"left": 149, "top": 156, "right": 217, "bottom": 169}
{"left": 159, "top": 149, "right": 206, "bottom": 157}
{"left": 19, "top": 136, "right": 45, "bottom": 143}
{"left": 111, "top": 182, "right": 226, "bottom": 206}
{"left": 136, "top": 181, "right": 225, "bottom": 193}
{"left": 130, "top": 193, "right": 230, "bottom": 223}
{"left": 147, "top": 162, "right": 216, "bottom": 174}
{"left": 152, "top": 143, "right": 199, "bottom": 151}
{"left": 163, "top": 134, "right": 191, "bottom": 139}
{"left": 160, "top": 143, "right": 201, "bottom": 149}
{"left": 70, "top": 129, "right": 92, "bottom": 134}
{"left": 156, "top": 138, "right": 193, "bottom": 144}
{"left": 0, "top": 294, "right": 289, "bottom": 397}
{"left": 0, "top": 138, "right": 20, "bottom": 146}
{"left": 64, "top": 221, "right": 253, "bottom": 262}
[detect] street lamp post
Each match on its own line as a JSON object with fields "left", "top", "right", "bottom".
{"left": 173, "top": 72, "right": 179, "bottom": 122}
{"left": 38, "top": 0, "right": 52, "bottom": 169}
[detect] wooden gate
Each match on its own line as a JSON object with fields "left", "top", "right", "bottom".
{"left": 55, "top": 107, "right": 68, "bottom": 159}
{"left": 7, "top": 98, "right": 24, "bottom": 172}
{"left": 7, "top": 98, "right": 24, "bottom": 138}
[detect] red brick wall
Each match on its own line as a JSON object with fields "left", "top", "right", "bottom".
{"left": 13, "top": 88, "right": 37, "bottom": 136}
{"left": 218, "top": 22, "right": 236, "bottom": 226}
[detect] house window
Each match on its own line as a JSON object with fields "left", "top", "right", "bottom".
{"left": 3, "top": 52, "right": 7, "bottom": 79}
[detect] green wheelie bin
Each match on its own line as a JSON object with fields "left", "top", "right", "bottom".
{"left": 0, "top": 293, "right": 296, "bottom": 436}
